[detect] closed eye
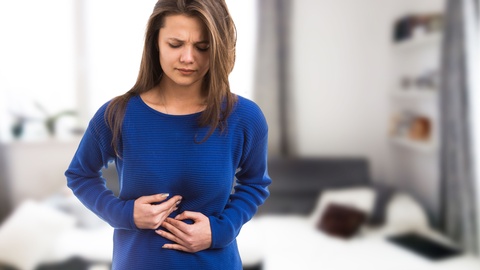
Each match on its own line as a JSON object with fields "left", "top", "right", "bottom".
{"left": 167, "top": 40, "right": 209, "bottom": 52}
{"left": 196, "top": 45, "right": 209, "bottom": 52}
{"left": 196, "top": 41, "right": 210, "bottom": 52}
{"left": 168, "top": 43, "right": 182, "bottom": 49}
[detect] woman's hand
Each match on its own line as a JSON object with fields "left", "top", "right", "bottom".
{"left": 133, "top": 193, "right": 182, "bottom": 229}
{"left": 156, "top": 211, "right": 212, "bottom": 253}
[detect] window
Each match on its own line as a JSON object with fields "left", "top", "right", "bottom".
{"left": 0, "top": 0, "right": 76, "bottom": 141}
{"left": 0, "top": 0, "right": 258, "bottom": 142}
{"left": 226, "top": 0, "right": 258, "bottom": 100}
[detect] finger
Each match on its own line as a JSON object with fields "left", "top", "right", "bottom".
{"left": 152, "top": 196, "right": 182, "bottom": 213}
{"left": 156, "top": 229, "right": 186, "bottom": 247}
{"left": 174, "top": 210, "right": 201, "bottom": 221}
{"left": 162, "top": 243, "right": 190, "bottom": 252}
{"left": 139, "top": 193, "right": 170, "bottom": 204}
{"left": 162, "top": 218, "right": 189, "bottom": 235}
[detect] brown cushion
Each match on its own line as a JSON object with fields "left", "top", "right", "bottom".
{"left": 317, "top": 203, "right": 367, "bottom": 239}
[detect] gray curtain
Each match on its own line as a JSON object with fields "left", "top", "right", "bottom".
{"left": 253, "top": 0, "right": 293, "bottom": 157}
{"left": 439, "top": 0, "right": 478, "bottom": 254}
{"left": 0, "top": 146, "right": 12, "bottom": 223}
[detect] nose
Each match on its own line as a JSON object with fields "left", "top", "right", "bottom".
{"left": 180, "top": 46, "right": 194, "bottom": 64}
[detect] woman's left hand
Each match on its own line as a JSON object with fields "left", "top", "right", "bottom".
{"left": 156, "top": 211, "right": 212, "bottom": 253}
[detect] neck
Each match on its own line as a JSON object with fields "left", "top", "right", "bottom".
{"left": 142, "top": 79, "right": 206, "bottom": 115}
{"left": 158, "top": 76, "right": 204, "bottom": 102}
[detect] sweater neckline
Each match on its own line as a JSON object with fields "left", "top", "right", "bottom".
{"left": 135, "top": 95, "right": 204, "bottom": 118}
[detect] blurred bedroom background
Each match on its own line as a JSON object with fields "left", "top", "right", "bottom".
{"left": 0, "top": 0, "right": 480, "bottom": 270}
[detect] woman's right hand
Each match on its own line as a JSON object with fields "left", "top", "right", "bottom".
{"left": 133, "top": 193, "right": 182, "bottom": 229}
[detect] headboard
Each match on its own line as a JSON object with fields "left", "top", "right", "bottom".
{"left": 257, "top": 157, "right": 371, "bottom": 215}
{"left": 101, "top": 157, "right": 371, "bottom": 216}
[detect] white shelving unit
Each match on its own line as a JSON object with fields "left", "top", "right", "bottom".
{"left": 390, "top": 88, "right": 438, "bottom": 101}
{"left": 389, "top": 31, "right": 442, "bottom": 153}
{"left": 390, "top": 137, "right": 438, "bottom": 154}
{"left": 393, "top": 32, "right": 443, "bottom": 52}
{"left": 387, "top": 2, "right": 445, "bottom": 226}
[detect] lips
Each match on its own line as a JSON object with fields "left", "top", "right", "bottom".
{"left": 177, "top": 68, "right": 195, "bottom": 75}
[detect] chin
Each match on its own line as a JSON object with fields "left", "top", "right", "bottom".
{"left": 173, "top": 78, "right": 203, "bottom": 88}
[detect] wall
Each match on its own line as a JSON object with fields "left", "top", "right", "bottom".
{"left": 290, "top": 0, "right": 392, "bottom": 183}
{"left": 289, "top": 0, "right": 446, "bottom": 225}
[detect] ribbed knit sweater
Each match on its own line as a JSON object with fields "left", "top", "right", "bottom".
{"left": 65, "top": 95, "right": 271, "bottom": 270}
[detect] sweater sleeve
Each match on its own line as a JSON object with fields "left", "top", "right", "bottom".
{"left": 208, "top": 104, "right": 271, "bottom": 249}
{"left": 64, "top": 106, "right": 137, "bottom": 230}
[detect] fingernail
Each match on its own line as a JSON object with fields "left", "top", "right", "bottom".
{"left": 176, "top": 200, "right": 181, "bottom": 205}
{"left": 161, "top": 193, "right": 170, "bottom": 197}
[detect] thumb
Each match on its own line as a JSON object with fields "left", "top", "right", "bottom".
{"left": 139, "top": 193, "right": 169, "bottom": 204}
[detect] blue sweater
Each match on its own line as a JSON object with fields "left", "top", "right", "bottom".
{"left": 65, "top": 95, "right": 271, "bottom": 269}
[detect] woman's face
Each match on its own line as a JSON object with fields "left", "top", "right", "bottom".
{"left": 157, "top": 14, "right": 210, "bottom": 90}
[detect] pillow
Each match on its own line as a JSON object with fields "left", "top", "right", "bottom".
{"left": 309, "top": 187, "right": 376, "bottom": 226}
{"left": 45, "top": 190, "right": 107, "bottom": 229}
{"left": 381, "top": 193, "right": 430, "bottom": 235}
{"left": 317, "top": 202, "right": 367, "bottom": 238}
{"left": 0, "top": 200, "right": 76, "bottom": 270}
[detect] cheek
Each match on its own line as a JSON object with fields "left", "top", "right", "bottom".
{"left": 199, "top": 56, "right": 210, "bottom": 71}
{"left": 159, "top": 49, "right": 175, "bottom": 68}
{"left": 159, "top": 54, "right": 169, "bottom": 68}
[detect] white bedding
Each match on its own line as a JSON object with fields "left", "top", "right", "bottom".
{"left": 0, "top": 192, "right": 113, "bottom": 269}
{"left": 237, "top": 187, "right": 480, "bottom": 270}
{"left": 2, "top": 187, "right": 478, "bottom": 270}
{"left": 239, "top": 215, "right": 480, "bottom": 270}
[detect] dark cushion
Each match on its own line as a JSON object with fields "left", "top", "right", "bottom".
{"left": 317, "top": 203, "right": 367, "bottom": 239}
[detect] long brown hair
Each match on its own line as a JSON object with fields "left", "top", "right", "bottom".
{"left": 105, "top": 0, "right": 237, "bottom": 157}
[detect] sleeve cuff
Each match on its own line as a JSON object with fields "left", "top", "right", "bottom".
{"left": 208, "top": 215, "right": 236, "bottom": 249}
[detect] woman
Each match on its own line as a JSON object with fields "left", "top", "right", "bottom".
{"left": 65, "top": 0, "right": 271, "bottom": 269}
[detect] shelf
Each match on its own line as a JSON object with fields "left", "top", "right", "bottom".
{"left": 390, "top": 90, "right": 438, "bottom": 100}
{"left": 0, "top": 136, "right": 82, "bottom": 146}
{"left": 393, "top": 32, "right": 442, "bottom": 52}
{"left": 390, "top": 137, "right": 438, "bottom": 154}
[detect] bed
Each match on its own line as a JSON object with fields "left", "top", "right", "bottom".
{"left": 1, "top": 157, "right": 479, "bottom": 270}
{"left": 237, "top": 157, "right": 480, "bottom": 270}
